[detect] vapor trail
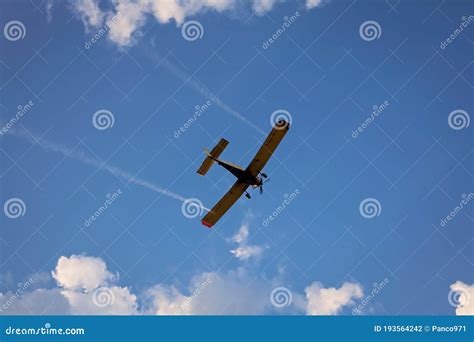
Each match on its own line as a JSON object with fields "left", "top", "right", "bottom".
{"left": 6, "top": 128, "right": 210, "bottom": 211}
{"left": 149, "top": 48, "right": 266, "bottom": 136}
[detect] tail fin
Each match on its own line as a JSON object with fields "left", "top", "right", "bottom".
{"left": 197, "top": 138, "right": 229, "bottom": 176}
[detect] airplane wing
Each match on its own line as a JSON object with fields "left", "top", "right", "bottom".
{"left": 201, "top": 120, "right": 289, "bottom": 228}
{"left": 202, "top": 181, "right": 249, "bottom": 228}
{"left": 246, "top": 120, "right": 290, "bottom": 177}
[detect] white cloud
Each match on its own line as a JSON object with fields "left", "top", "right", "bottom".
{"left": 450, "top": 281, "right": 474, "bottom": 316}
{"left": 0, "top": 255, "right": 137, "bottom": 315}
{"left": 306, "top": 0, "right": 326, "bottom": 9}
{"left": 52, "top": 255, "right": 115, "bottom": 291}
{"left": 71, "top": 0, "right": 105, "bottom": 30}
{"left": 0, "top": 289, "right": 71, "bottom": 315}
{"left": 46, "top": 0, "right": 54, "bottom": 23}
{"left": 103, "top": 0, "right": 236, "bottom": 46}
{"left": 231, "top": 245, "right": 265, "bottom": 261}
{"left": 252, "top": 0, "right": 279, "bottom": 16}
{"left": 229, "top": 223, "right": 265, "bottom": 261}
{"left": 147, "top": 284, "right": 192, "bottom": 315}
{"left": 305, "top": 282, "right": 363, "bottom": 315}
{"left": 148, "top": 269, "right": 270, "bottom": 315}
{"left": 1, "top": 255, "right": 363, "bottom": 316}
{"left": 231, "top": 224, "right": 250, "bottom": 244}
{"left": 149, "top": 0, "right": 187, "bottom": 24}
{"left": 147, "top": 272, "right": 362, "bottom": 315}
{"left": 64, "top": 0, "right": 324, "bottom": 46}
{"left": 106, "top": 0, "right": 149, "bottom": 46}
{"left": 61, "top": 286, "right": 138, "bottom": 315}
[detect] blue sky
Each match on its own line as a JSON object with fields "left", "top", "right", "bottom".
{"left": 0, "top": 0, "right": 473, "bottom": 316}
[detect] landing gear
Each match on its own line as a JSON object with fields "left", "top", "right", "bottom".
{"left": 245, "top": 192, "right": 251, "bottom": 199}
{"left": 260, "top": 172, "right": 268, "bottom": 178}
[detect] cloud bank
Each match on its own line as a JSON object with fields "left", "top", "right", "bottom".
{"left": 1, "top": 255, "right": 138, "bottom": 315}
{"left": 69, "top": 0, "right": 326, "bottom": 46}
{"left": 450, "top": 281, "right": 474, "bottom": 316}
{"left": 1, "top": 254, "right": 361, "bottom": 315}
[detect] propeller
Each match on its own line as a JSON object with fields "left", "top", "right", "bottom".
{"left": 259, "top": 177, "right": 270, "bottom": 194}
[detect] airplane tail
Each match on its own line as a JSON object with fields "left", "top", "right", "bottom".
{"left": 196, "top": 138, "right": 229, "bottom": 176}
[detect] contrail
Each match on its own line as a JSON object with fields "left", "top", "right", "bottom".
{"left": 148, "top": 47, "right": 266, "bottom": 136}
{"left": 5, "top": 127, "right": 210, "bottom": 211}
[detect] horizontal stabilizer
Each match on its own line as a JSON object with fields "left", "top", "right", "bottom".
{"left": 197, "top": 138, "right": 229, "bottom": 176}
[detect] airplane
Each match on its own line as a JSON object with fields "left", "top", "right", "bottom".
{"left": 196, "top": 119, "right": 290, "bottom": 228}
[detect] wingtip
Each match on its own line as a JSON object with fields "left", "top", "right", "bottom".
{"left": 276, "top": 119, "right": 290, "bottom": 130}
{"left": 202, "top": 220, "right": 213, "bottom": 228}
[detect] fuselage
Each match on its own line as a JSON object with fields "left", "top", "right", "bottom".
{"left": 215, "top": 159, "right": 262, "bottom": 187}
